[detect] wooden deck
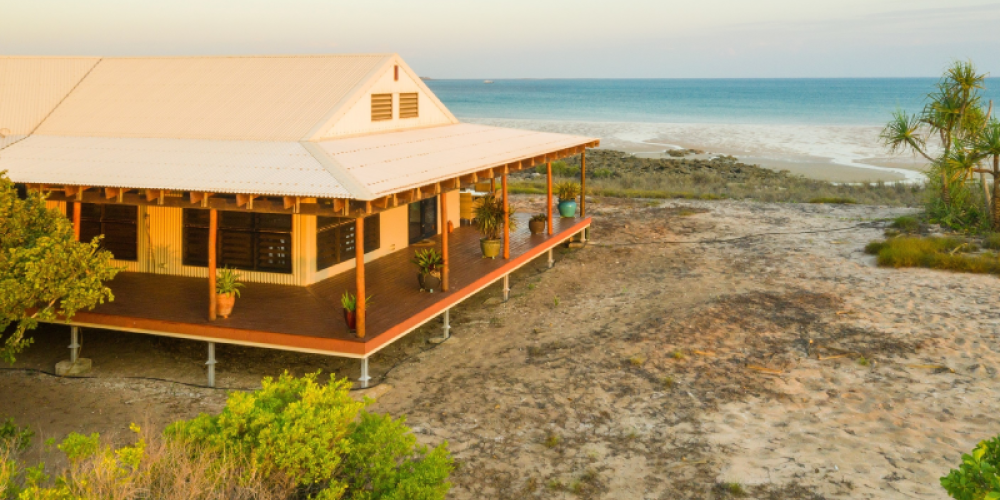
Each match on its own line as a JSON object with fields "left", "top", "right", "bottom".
{"left": 67, "top": 214, "right": 591, "bottom": 358}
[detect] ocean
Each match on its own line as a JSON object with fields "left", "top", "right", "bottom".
{"left": 426, "top": 78, "right": 1000, "bottom": 126}
{"left": 425, "top": 78, "right": 1000, "bottom": 183}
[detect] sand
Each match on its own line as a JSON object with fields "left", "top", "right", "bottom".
{"left": 2, "top": 195, "right": 993, "bottom": 499}
{"left": 466, "top": 117, "right": 931, "bottom": 184}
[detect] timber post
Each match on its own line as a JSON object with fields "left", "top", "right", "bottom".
{"left": 502, "top": 173, "right": 510, "bottom": 260}
{"left": 72, "top": 202, "right": 81, "bottom": 241}
{"left": 356, "top": 216, "right": 366, "bottom": 338}
{"left": 208, "top": 209, "right": 217, "bottom": 321}
{"left": 546, "top": 162, "right": 553, "bottom": 235}
{"left": 441, "top": 192, "right": 449, "bottom": 291}
{"left": 581, "top": 149, "right": 586, "bottom": 218}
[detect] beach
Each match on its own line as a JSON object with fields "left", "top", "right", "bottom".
{"left": 466, "top": 117, "right": 929, "bottom": 184}
{"left": 3, "top": 194, "right": 989, "bottom": 498}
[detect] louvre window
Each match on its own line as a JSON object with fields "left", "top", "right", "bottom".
{"left": 399, "top": 93, "right": 418, "bottom": 119}
{"left": 67, "top": 203, "right": 138, "bottom": 261}
{"left": 371, "top": 93, "right": 393, "bottom": 121}
{"left": 316, "top": 215, "right": 380, "bottom": 271}
{"left": 182, "top": 209, "right": 293, "bottom": 274}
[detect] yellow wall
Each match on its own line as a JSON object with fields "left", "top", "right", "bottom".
{"left": 47, "top": 194, "right": 463, "bottom": 287}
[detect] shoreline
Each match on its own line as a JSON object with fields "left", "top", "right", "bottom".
{"left": 465, "top": 117, "right": 929, "bottom": 184}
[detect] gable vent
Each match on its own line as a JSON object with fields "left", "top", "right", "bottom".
{"left": 399, "top": 93, "right": 419, "bottom": 119}
{"left": 371, "top": 93, "right": 393, "bottom": 121}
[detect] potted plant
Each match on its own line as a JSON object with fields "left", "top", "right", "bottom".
{"left": 215, "top": 267, "right": 244, "bottom": 319}
{"left": 473, "top": 193, "right": 517, "bottom": 258}
{"left": 341, "top": 291, "right": 372, "bottom": 334}
{"left": 412, "top": 248, "right": 444, "bottom": 292}
{"left": 529, "top": 213, "right": 547, "bottom": 234}
{"left": 556, "top": 182, "right": 580, "bottom": 218}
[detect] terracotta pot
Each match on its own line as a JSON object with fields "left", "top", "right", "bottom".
{"left": 216, "top": 293, "right": 236, "bottom": 318}
{"left": 343, "top": 309, "right": 357, "bottom": 333}
{"left": 529, "top": 219, "right": 545, "bottom": 234}
{"left": 480, "top": 238, "right": 502, "bottom": 259}
{"left": 417, "top": 272, "right": 442, "bottom": 292}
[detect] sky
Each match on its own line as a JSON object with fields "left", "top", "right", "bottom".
{"left": 1, "top": 0, "right": 998, "bottom": 78}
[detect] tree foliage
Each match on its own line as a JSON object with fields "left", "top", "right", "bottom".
{"left": 942, "top": 435, "right": 1000, "bottom": 500}
{"left": 166, "top": 372, "right": 453, "bottom": 500}
{"left": 0, "top": 172, "right": 121, "bottom": 363}
{"left": 880, "top": 61, "right": 996, "bottom": 231}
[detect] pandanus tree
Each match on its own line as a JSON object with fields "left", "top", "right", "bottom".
{"left": 973, "top": 119, "right": 1000, "bottom": 227}
{"left": 880, "top": 61, "right": 988, "bottom": 215}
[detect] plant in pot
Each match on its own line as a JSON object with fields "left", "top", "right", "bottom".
{"left": 529, "top": 213, "right": 547, "bottom": 234}
{"left": 556, "top": 182, "right": 580, "bottom": 218}
{"left": 341, "top": 291, "right": 372, "bottom": 333}
{"left": 412, "top": 248, "right": 444, "bottom": 292}
{"left": 215, "top": 267, "right": 244, "bottom": 319}
{"left": 474, "top": 193, "right": 517, "bottom": 258}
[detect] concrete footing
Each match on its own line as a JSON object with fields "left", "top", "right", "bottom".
{"left": 55, "top": 358, "right": 92, "bottom": 376}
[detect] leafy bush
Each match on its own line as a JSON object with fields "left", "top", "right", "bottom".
{"left": 984, "top": 233, "right": 1000, "bottom": 250}
{"left": 941, "top": 435, "right": 1000, "bottom": 499}
{"left": 890, "top": 215, "right": 921, "bottom": 233}
{"left": 2, "top": 374, "right": 451, "bottom": 500}
{"left": 167, "top": 372, "right": 452, "bottom": 499}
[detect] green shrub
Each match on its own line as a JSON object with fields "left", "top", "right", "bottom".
{"left": 941, "top": 435, "right": 1000, "bottom": 499}
{"left": 984, "top": 233, "right": 1000, "bottom": 250}
{"left": 867, "top": 236, "right": 1000, "bottom": 275}
{"left": 0, "top": 418, "right": 32, "bottom": 452}
{"left": 167, "top": 371, "right": 453, "bottom": 499}
{"left": 890, "top": 216, "right": 921, "bottom": 233}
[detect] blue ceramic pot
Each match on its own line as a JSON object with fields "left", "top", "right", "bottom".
{"left": 558, "top": 200, "right": 577, "bottom": 218}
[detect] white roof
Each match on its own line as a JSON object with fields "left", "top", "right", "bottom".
{"left": 0, "top": 54, "right": 598, "bottom": 200}
{"left": 318, "top": 123, "right": 596, "bottom": 198}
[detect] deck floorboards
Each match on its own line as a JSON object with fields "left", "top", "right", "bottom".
{"left": 81, "top": 214, "right": 588, "bottom": 352}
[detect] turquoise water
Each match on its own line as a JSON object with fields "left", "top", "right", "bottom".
{"left": 426, "top": 78, "right": 1000, "bottom": 126}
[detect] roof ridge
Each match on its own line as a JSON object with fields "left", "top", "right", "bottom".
{"left": 299, "top": 141, "right": 375, "bottom": 200}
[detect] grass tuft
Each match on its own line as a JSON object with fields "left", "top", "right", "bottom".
{"left": 890, "top": 215, "right": 921, "bottom": 233}
{"left": 629, "top": 355, "right": 646, "bottom": 367}
{"left": 867, "top": 236, "right": 1000, "bottom": 274}
{"left": 808, "top": 197, "right": 857, "bottom": 204}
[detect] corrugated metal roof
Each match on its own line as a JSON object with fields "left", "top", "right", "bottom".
{"left": 315, "top": 123, "right": 597, "bottom": 198}
{"left": 0, "top": 135, "right": 352, "bottom": 198}
{"left": 0, "top": 57, "right": 100, "bottom": 136}
{"left": 0, "top": 55, "right": 598, "bottom": 200}
{"left": 34, "top": 55, "right": 391, "bottom": 141}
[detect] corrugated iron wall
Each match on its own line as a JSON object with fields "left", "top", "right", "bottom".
{"left": 143, "top": 206, "right": 299, "bottom": 285}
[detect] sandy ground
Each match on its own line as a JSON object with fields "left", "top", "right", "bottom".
{"left": 466, "top": 118, "right": 930, "bottom": 184}
{"left": 2, "top": 195, "right": 995, "bottom": 499}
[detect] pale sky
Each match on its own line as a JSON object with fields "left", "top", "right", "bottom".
{"left": 1, "top": 0, "right": 998, "bottom": 78}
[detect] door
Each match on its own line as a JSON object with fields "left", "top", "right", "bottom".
{"left": 408, "top": 197, "right": 438, "bottom": 244}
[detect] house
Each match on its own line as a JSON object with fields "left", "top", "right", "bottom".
{"left": 0, "top": 54, "right": 597, "bottom": 386}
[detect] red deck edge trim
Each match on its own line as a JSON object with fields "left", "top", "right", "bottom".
{"left": 62, "top": 217, "right": 592, "bottom": 358}
{"left": 360, "top": 217, "right": 592, "bottom": 355}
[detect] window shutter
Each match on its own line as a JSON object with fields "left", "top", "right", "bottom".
{"left": 399, "top": 93, "right": 418, "bottom": 119}
{"left": 371, "top": 93, "right": 393, "bottom": 121}
{"left": 69, "top": 203, "right": 138, "bottom": 262}
{"left": 363, "top": 214, "right": 380, "bottom": 253}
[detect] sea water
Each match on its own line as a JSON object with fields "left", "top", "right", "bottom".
{"left": 426, "top": 78, "right": 1000, "bottom": 182}
{"left": 427, "top": 78, "right": 1000, "bottom": 126}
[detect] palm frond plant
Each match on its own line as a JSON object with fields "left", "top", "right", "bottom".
{"left": 555, "top": 182, "right": 580, "bottom": 202}
{"left": 473, "top": 193, "right": 517, "bottom": 258}
{"left": 341, "top": 291, "right": 373, "bottom": 334}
